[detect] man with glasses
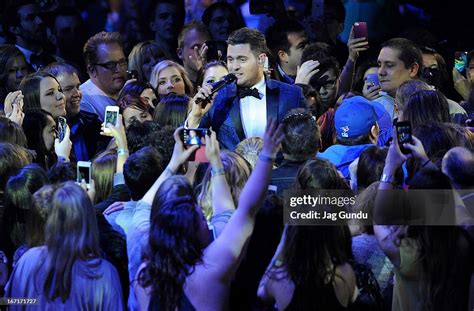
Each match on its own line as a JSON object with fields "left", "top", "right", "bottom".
{"left": 80, "top": 31, "right": 128, "bottom": 122}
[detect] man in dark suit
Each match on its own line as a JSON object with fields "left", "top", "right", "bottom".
{"left": 188, "top": 27, "right": 307, "bottom": 151}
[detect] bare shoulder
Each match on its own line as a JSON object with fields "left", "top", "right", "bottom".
{"left": 333, "top": 263, "right": 357, "bottom": 307}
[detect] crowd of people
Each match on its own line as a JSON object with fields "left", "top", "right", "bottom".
{"left": 1, "top": 0, "right": 474, "bottom": 310}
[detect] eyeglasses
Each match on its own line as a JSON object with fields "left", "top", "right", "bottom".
{"left": 93, "top": 59, "right": 128, "bottom": 72}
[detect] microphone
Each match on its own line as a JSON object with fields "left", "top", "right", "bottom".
{"left": 196, "top": 73, "right": 237, "bottom": 108}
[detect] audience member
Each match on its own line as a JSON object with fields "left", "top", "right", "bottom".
{"left": 234, "top": 137, "right": 264, "bottom": 169}
{"left": 117, "top": 94, "right": 153, "bottom": 129}
{"left": 374, "top": 38, "right": 422, "bottom": 119}
{"left": 177, "top": 21, "right": 212, "bottom": 84}
{"left": 118, "top": 80, "right": 159, "bottom": 109}
{"left": 153, "top": 95, "right": 190, "bottom": 128}
{"left": 127, "top": 41, "right": 166, "bottom": 83}
{"left": 150, "top": 60, "right": 194, "bottom": 98}
{"left": 0, "top": 117, "right": 27, "bottom": 147}
{"left": 22, "top": 110, "right": 71, "bottom": 169}
{"left": 81, "top": 31, "right": 127, "bottom": 122}
{"left": 92, "top": 152, "right": 117, "bottom": 204}
{"left": 2, "top": 1, "right": 55, "bottom": 71}
{"left": 5, "top": 182, "right": 124, "bottom": 310}
{"left": 266, "top": 19, "right": 307, "bottom": 84}
{"left": 270, "top": 109, "right": 321, "bottom": 195}
{"left": 42, "top": 62, "right": 106, "bottom": 161}
{"left": 0, "top": 45, "right": 29, "bottom": 106}
{"left": 19, "top": 72, "right": 66, "bottom": 119}
{"left": 148, "top": 0, "right": 185, "bottom": 62}
{"left": 201, "top": 2, "right": 243, "bottom": 59}
{"left": 318, "top": 96, "right": 379, "bottom": 179}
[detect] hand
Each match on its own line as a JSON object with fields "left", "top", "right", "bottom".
{"left": 4, "top": 90, "right": 24, "bottom": 115}
{"left": 101, "top": 114, "right": 128, "bottom": 150}
{"left": 452, "top": 68, "right": 470, "bottom": 100}
{"left": 192, "top": 84, "right": 216, "bottom": 112}
{"left": 295, "top": 60, "right": 320, "bottom": 85}
{"left": 189, "top": 43, "right": 208, "bottom": 71}
{"left": 80, "top": 178, "right": 96, "bottom": 203}
{"left": 167, "top": 127, "right": 200, "bottom": 172}
{"left": 205, "top": 129, "right": 222, "bottom": 167}
{"left": 348, "top": 26, "right": 369, "bottom": 62}
{"left": 403, "top": 135, "right": 428, "bottom": 163}
{"left": 261, "top": 118, "right": 285, "bottom": 158}
{"left": 6, "top": 99, "right": 25, "bottom": 125}
{"left": 103, "top": 201, "right": 126, "bottom": 215}
{"left": 54, "top": 124, "right": 72, "bottom": 161}
{"left": 385, "top": 128, "right": 411, "bottom": 173}
{"left": 362, "top": 81, "right": 382, "bottom": 100}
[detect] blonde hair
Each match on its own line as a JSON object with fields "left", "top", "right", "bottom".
{"left": 149, "top": 60, "right": 194, "bottom": 95}
{"left": 234, "top": 137, "right": 264, "bottom": 169}
{"left": 198, "top": 150, "right": 251, "bottom": 220}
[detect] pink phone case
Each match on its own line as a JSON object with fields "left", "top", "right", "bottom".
{"left": 353, "top": 22, "right": 368, "bottom": 39}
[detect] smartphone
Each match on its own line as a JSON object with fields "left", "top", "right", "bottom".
{"left": 353, "top": 22, "right": 368, "bottom": 39}
{"left": 181, "top": 128, "right": 210, "bottom": 146}
{"left": 396, "top": 121, "right": 412, "bottom": 154}
{"left": 77, "top": 161, "right": 92, "bottom": 189}
{"left": 57, "top": 116, "right": 67, "bottom": 142}
{"left": 104, "top": 106, "right": 119, "bottom": 134}
{"left": 127, "top": 70, "right": 138, "bottom": 80}
{"left": 455, "top": 51, "right": 468, "bottom": 74}
{"left": 366, "top": 73, "right": 380, "bottom": 88}
{"left": 205, "top": 40, "right": 219, "bottom": 62}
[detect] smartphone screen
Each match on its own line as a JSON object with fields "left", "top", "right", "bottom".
{"left": 353, "top": 22, "right": 368, "bottom": 39}
{"left": 396, "top": 121, "right": 412, "bottom": 154}
{"left": 105, "top": 110, "right": 118, "bottom": 127}
{"left": 182, "top": 128, "right": 209, "bottom": 145}
{"left": 57, "top": 116, "right": 67, "bottom": 142}
{"left": 455, "top": 51, "right": 468, "bottom": 73}
{"left": 77, "top": 162, "right": 92, "bottom": 186}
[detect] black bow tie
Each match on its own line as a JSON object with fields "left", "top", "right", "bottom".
{"left": 237, "top": 87, "right": 260, "bottom": 99}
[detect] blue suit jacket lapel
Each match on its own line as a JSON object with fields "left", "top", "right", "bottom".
{"left": 266, "top": 79, "right": 280, "bottom": 122}
{"left": 213, "top": 85, "right": 244, "bottom": 141}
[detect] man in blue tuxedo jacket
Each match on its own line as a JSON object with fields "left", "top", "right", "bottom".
{"left": 188, "top": 27, "right": 307, "bottom": 150}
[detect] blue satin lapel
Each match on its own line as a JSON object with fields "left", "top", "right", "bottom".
{"left": 266, "top": 84, "right": 280, "bottom": 122}
{"left": 229, "top": 97, "right": 245, "bottom": 141}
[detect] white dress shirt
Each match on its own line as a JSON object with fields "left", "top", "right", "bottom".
{"left": 240, "top": 77, "right": 267, "bottom": 138}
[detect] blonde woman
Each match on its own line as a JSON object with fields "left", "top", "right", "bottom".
{"left": 150, "top": 60, "right": 194, "bottom": 98}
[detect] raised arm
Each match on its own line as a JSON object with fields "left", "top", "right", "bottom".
{"left": 201, "top": 118, "right": 285, "bottom": 280}
{"left": 141, "top": 127, "right": 199, "bottom": 205}
{"left": 205, "top": 130, "right": 235, "bottom": 215}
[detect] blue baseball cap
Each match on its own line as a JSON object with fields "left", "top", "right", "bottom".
{"left": 335, "top": 96, "right": 377, "bottom": 138}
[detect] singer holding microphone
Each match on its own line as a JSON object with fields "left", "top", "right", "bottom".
{"left": 188, "top": 27, "right": 307, "bottom": 151}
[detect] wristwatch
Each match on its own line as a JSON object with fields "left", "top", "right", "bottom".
{"left": 380, "top": 174, "right": 395, "bottom": 184}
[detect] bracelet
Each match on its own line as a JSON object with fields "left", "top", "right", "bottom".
{"left": 211, "top": 167, "right": 225, "bottom": 177}
{"left": 117, "top": 148, "right": 129, "bottom": 156}
{"left": 165, "top": 167, "right": 176, "bottom": 175}
{"left": 421, "top": 159, "right": 431, "bottom": 168}
{"left": 380, "top": 173, "right": 395, "bottom": 185}
{"left": 259, "top": 153, "right": 276, "bottom": 162}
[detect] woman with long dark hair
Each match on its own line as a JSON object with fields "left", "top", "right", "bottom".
{"left": 258, "top": 158, "right": 357, "bottom": 310}
{"left": 134, "top": 120, "right": 284, "bottom": 310}
{"left": 5, "top": 182, "right": 124, "bottom": 309}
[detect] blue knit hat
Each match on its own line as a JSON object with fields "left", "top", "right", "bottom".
{"left": 335, "top": 96, "right": 377, "bottom": 138}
